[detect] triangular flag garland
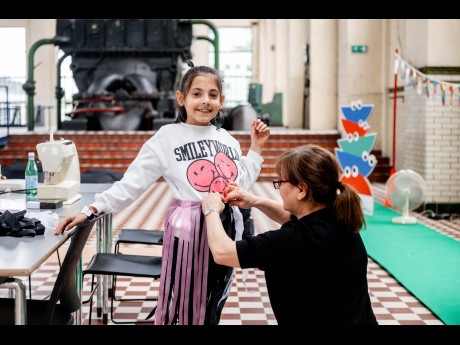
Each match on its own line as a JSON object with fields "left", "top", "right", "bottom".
{"left": 394, "top": 52, "right": 460, "bottom": 107}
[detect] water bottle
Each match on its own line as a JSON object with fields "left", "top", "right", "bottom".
{"left": 25, "top": 152, "right": 38, "bottom": 196}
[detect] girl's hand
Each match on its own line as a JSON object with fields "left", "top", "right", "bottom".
{"left": 223, "top": 181, "right": 238, "bottom": 201}
{"left": 54, "top": 213, "right": 87, "bottom": 234}
{"left": 249, "top": 119, "right": 270, "bottom": 154}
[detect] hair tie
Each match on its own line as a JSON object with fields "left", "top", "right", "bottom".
{"left": 187, "top": 60, "right": 195, "bottom": 68}
{"left": 335, "top": 181, "right": 343, "bottom": 196}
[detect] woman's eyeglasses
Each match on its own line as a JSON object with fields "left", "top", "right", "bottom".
{"left": 273, "top": 179, "right": 288, "bottom": 189}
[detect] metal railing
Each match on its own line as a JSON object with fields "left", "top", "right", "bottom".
{"left": 0, "top": 102, "right": 27, "bottom": 127}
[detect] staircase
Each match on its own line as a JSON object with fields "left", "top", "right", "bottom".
{"left": 0, "top": 131, "right": 391, "bottom": 183}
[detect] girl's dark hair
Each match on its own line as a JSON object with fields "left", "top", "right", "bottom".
{"left": 275, "top": 144, "right": 366, "bottom": 234}
{"left": 175, "top": 60, "right": 224, "bottom": 126}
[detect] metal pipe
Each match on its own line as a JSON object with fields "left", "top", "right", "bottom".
{"left": 23, "top": 38, "right": 55, "bottom": 131}
{"left": 0, "top": 85, "right": 9, "bottom": 138}
{"left": 391, "top": 49, "right": 399, "bottom": 175}
{"left": 191, "top": 19, "right": 219, "bottom": 70}
{"left": 56, "top": 53, "right": 70, "bottom": 130}
{"left": 23, "top": 36, "right": 70, "bottom": 131}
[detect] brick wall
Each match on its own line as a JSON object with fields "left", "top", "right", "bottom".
{"left": 398, "top": 73, "right": 460, "bottom": 204}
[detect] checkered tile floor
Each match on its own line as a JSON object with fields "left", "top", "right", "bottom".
{"left": 5, "top": 181, "right": 457, "bottom": 325}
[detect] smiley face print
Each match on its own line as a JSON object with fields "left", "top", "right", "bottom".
{"left": 214, "top": 152, "right": 238, "bottom": 181}
{"left": 187, "top": 153, "right": 237, "bottom": 195}
{"left": 187, "top": 159, "right": 219, "bottom": 192}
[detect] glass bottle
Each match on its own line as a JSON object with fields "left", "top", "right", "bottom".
{"left": 25, "top": 152, "right": 38, "bottom": 196}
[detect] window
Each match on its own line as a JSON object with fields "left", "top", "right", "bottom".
{"left": 57, "top": 51, "right": 78, "bottom": 119}
{"left": 0, "top": 27, "right": 27, "bottom": 127}
{"left": 0, "top": 27, "right": 26, "bottom": 79}
{"left": 209, "top": 27, "right": 252, "bottom": 109}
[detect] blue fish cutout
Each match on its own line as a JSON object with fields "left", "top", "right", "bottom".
{"left": 335, "top": 148, "right": 377, "bottom": 178}
{"left": 340, "top": 105, "right": 374, "bottom": 123}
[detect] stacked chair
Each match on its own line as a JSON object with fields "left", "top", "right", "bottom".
{"left": 82, "top": 228, "right": 164, "bottom": 324}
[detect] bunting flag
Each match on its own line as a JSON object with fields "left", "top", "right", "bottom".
{"left": 394, "top": 52, "right": 460, "bottom": 107}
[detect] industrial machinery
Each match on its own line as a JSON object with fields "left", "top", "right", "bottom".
{"left": 36, "top": 131, "right": 81, "bottom": 204}
{"left": 55, "top": 19, "right": 193, "bottom": 131}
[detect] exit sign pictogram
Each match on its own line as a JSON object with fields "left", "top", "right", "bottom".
{"left": 351, "top": 45, "right": 368, "bottom": 53}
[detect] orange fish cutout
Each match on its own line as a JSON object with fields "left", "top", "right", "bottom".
{"left": 341, "top": 118, "right": 369, "bottom": 137}
{"left": 340, "top": 174, "right": 372, "bottom": 196}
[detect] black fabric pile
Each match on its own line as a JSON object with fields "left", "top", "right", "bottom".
{"left": 0, "top": 210, "right": 45, "bottom": 237}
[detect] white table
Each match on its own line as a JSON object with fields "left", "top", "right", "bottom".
{"left": 0, "top": 228, "right": 73, "bottom": 324}
{"left": 0, "top": 183, "right": 113, "bottom": 325}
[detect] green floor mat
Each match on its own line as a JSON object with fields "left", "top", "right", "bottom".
{"left": 361, "top": 202, "right": 460, "bottom": 325}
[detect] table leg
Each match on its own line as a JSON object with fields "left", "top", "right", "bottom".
{"left": 96, "top": 217, "right": 102, "bottom": 318}
{"left": 3, "top": 278, "right": 27, "bottom": 325}
{"left": 102, "top": 213, "right": 112, "bottom": 323}
{"left": 95, "top": 214, "right": 112, "bottom": 324}
{"left": 75, "top": 256, "right": 82, "bottom": 325}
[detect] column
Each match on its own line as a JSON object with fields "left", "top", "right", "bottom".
{"left": 309, "top": 19, "right": 338, "bottom": 130}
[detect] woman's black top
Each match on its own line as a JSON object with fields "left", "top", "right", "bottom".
{"left": 236, "top": 207, "right": 378, "bottom": 325}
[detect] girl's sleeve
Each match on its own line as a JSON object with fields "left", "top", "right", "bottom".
{"left": 238, "top": 149, "right": 264, "bottom": 191}
{"left": 92, "top": 140, "right": 164, "bottom": 213}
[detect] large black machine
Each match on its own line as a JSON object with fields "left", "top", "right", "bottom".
{"left": 56, "top": 19, "right": 193, "bottom": 131}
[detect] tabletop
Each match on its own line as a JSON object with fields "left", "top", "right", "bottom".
{"left": 0, "top": 228, "right": 72, "bottom": 276}
{"left": 0, "top": 183, "right": 112, "bottom": 277}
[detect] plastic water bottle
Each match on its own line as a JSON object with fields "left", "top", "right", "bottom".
{"left": 25, "top": 152, "right": 38, "bottom": 196}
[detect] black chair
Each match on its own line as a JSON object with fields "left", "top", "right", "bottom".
{"left": 82, "top": 251, "right": 162, "bottom": 324}
{"left": 112, "top": 228, "right": 163, "bottom": 301}
{"left": 0, "top": 216, "right": 101, "bottom": 325}
{"left": 114, "top": 228, "right": 164, "bottom": 254}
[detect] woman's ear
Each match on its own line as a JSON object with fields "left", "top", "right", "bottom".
{"left": 298, "top": 183, "right": 307, "bottom": 200}
{"left": 176, "top": 90, "right": 184, "bottom": 106}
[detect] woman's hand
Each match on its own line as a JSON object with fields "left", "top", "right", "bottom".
{"left": 54, "top": 212, "right": 87, "bottom": 234}
{"left": 249, "top": 119, "right": 270, "bottom": 154}
{"left": 223, "top": 183, "right": 257, "bottom": 209}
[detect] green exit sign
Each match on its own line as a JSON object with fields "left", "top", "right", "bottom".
{"left": 351, "top": 45, "right": 368, "bottom": 53}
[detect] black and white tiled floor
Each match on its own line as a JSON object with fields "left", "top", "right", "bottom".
{"left": 5, "top": 182, "right": 458, "bottom": 325}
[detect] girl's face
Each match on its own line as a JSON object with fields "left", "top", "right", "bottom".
{"left": 176, "top": 74, "right": 225, "bottom": 126}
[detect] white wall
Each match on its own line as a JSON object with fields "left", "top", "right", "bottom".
{"left": 337, "top": 19, "right": 386, "bottom": 150}
{"left": 394, "top": 19, "right": 460, "bottom": 203}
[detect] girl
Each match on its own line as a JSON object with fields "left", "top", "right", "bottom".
{"left": 55, "top": 61, "right": 270, "bottom": 325}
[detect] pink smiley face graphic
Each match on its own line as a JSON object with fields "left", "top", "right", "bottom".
{"left": 187, "top": 159, "right": 218, "bottom": 192}
{"left": 209, "top": 176, "right": 229, "bottom": 194}
{"left": 214, "top": 152, "right": 238, "bottom": 182}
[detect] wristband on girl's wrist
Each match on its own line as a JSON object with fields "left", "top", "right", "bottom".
{"left": 80, "top": 206, "right": 96, "bottom": 220}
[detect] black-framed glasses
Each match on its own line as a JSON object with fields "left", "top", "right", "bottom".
{"left": 273, "top": 179, "right": 288, "bottom": 189}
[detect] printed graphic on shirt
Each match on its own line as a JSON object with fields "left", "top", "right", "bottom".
{"left": 181, "top": 140, "right": 239, "bottom": 195}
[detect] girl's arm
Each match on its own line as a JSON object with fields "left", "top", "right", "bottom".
{"left": 249, "top": 119, "right": 270, "bottom": 155}
{"left": 224, "top": 183, "right": 291, "bottom": 225}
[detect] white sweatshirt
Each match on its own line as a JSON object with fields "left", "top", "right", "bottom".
{"left": 91, "top": 122, "right": 263, "bottom": 214}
